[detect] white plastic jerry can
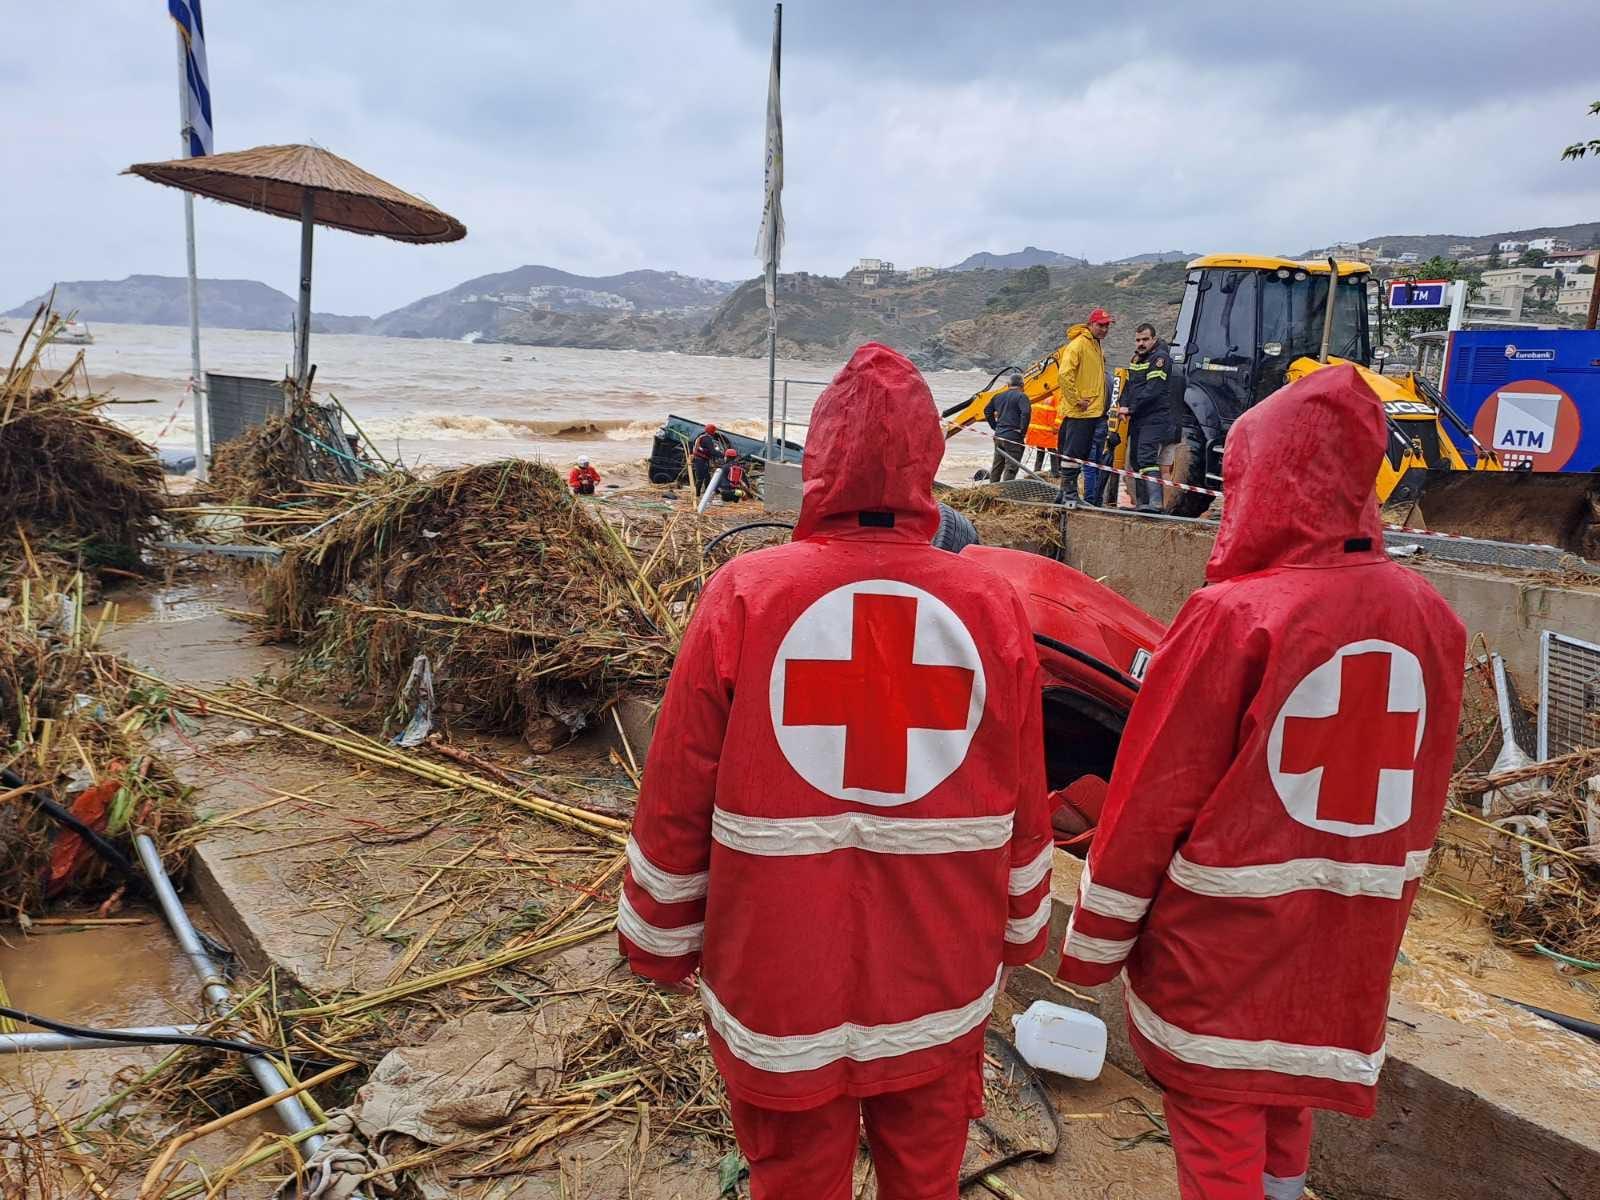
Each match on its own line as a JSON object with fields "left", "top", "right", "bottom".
{"left": 1010, "top": 1000, "right": 1107, "bottom": 1080}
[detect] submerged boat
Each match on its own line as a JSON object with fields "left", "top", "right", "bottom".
{"left": 54, "top": 321, "right": 94, "bottom": 345}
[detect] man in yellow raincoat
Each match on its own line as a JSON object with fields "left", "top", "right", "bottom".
{"left": 1055, "top": 309, "right": 1113, "bottom": 502}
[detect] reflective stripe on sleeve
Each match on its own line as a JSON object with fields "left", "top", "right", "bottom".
{"left": 616, "top": 892, "right": 704, "bottom": 958}
{"left": 1006, "top": 893, "right": 1052, "bottom": 944}
{"left": 700, "top": 967, "right": 1001, "bottom": 1074}
{"left": 1264, "top": 1172, "right": 1309, "bottom": 1200}
{"left": 625, "top": 835, "right": 709, "bottom": 904}
{"left": 712, "top": 808, "right": 1013, "bottom": 857}
{"left": 1124, "top": 978, "right": 1386, "bottom": 1086}
{"left": 1008, "top": 843, "right": 1053, "bottom": 895}
{"left": 1062, "top": 913, "right": 1136, "bottom": 964}
{"left": 1167, "top": 849, "right": 1431, "bottom": 901}
{"left": 1078, "top": 859, "right": 1153, "bottom": 923}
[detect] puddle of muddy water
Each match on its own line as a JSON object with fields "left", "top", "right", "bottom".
{"left": 0, "top": 916, "right": 201, "bottom": 1125}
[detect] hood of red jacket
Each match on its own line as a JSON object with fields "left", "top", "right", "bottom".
{"left": 793, "top": 342, "right": 943, "bottom": 542}
{"left": 1206, "top": 363, "right": 1387, "bottom": 582}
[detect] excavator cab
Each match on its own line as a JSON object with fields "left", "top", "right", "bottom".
{"left": 1168, "top": 255, "right": 1376, "bottom": 507}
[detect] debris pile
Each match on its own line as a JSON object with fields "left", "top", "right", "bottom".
{"left": 0, "top": 569, "right": 191, "bottom": 912}
{"left": 206, "top": 393, "right": 378, "bottom": 507}
{"left": 261, "top": 460, "right": 680, "bottom": 748}
{"left": 939, "top": 484, "right": 1065, "bottom": 554}
{"left": 1, "top": 309, "right": 178, "bottom": 575}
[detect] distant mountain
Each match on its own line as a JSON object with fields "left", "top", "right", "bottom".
{"left": 369, "top": 265, "right": 737, "bottom": 340}
{"left": 4, "top": 275, "right": 370, "bottom": 333}
{"left": 948, "top": 247, "right": 1088, "bottom": 272}
{"left": 1302, "top": 221, "right": 1600, "bottom": 261}
{"left": 1108, "top": 250, "right": 1196, "bottom": 266}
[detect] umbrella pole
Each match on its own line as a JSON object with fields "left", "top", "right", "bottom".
{"left": 293, "top": 189, "right": 314, "bottom": 406}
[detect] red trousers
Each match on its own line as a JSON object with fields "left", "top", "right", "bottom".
{"left": 728, "top": 1062, "right": 981, "bottom": 1200}
{"left": 1162, "top": 1090, "right": 1314, "bottom": 1200}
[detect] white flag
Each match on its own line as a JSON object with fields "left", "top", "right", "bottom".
{"left": 755, "top": 4, "right": 783, "bottom": 313}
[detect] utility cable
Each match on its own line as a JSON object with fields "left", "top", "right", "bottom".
{"left": 0, "top": 1004, "right": 335, "bottom": 1067}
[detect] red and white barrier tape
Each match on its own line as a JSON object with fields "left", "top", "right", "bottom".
{"left": 967, "top": 424, "right": 1563, "bottom": 551}
{"left": 154, "top": 376, "right": 194, "bottom": 441}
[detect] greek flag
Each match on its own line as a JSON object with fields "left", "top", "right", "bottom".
{"left": 754, "top": 4, "right": 783, "bottom": 314}
{"left": 169, "top": 0, "right": 212, "bottom": 157}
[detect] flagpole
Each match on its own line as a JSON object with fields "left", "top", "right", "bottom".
{"left": 763, "top": 3, "right": 782, "bottom": 462}
{"left": 176, "top": 32, "right": 207, "bottom": 481}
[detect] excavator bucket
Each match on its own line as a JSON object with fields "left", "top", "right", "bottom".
{"left": 1396, "top": 469, "right": 1600, "bottom": 560}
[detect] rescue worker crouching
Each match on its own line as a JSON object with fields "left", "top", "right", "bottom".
{"left": 568, "top": 455, "right": 601, "bottom": 496}
{"left": 717, "top": 448, "right": 749, "bottom": 502}
{"left": 1057, "top": 365, "right": 1466, "bottom": 1200}
{"left": 619, "top": 342, "right": 1053, "bottom": 1200}
{"left": 1126, "top": 322, "right": 1176, "bottom": 512}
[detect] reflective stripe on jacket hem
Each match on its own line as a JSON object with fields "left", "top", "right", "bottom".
{"left": 626, "top": 836, "right": 709, "bottom": 904}
{"left": 712, "top": 808, "right": 1013, "bottom": 857}
{"left": 700, "top": 967, "right": 1001, "bottom": 1074}
{"left": 1062, "top": 913, "right": 1135, "bottom": 964}
{"left": 616, "top": 892, "right": 703, "bottom": 957}
{"left": 1006, "top": 894, "right": 1052, "bottom": 944}
{"left": 1008, "top": 843, "right": 1053, "bottom": 895}
{"left": 1264, "top": 1171, "right": 1309, "bottom": 1200}
{"left": 1124, "top": 977, "right": 1386, "bottom": 1086}
{"left": 1166, "top": 849, "right": 1431, "bottom": 901}
{"left": 1079, "top": 860, "right": 1152, "bottom": 923}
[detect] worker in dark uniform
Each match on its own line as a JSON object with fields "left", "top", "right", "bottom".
{"left": 690, "top": 423, "right": 731, "bottom": 495}
{"left": 1126, "top": 323, "right": 1176, "bottom": 512}
{"left": 983, "top": 372, "right": 1032, "bottom": 482}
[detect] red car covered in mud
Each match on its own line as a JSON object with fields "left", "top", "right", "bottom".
{"left": 961, "top": 546, "right": 1168, "bottom": 847}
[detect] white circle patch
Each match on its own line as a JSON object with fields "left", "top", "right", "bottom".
{"left": 1266, "top": 639, "right": 1427, "bottom": 837}
{"left": 768, "top": 580, "right": 987, "bottom": 806}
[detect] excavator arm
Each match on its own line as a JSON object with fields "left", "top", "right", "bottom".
{"left": 942, "top": 349, "right": 1066, "bottom": 440}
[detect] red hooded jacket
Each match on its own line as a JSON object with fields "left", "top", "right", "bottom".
{"left": 1057, "top": 364, "right": 1466, "bottom": 1116}
{"left": 619, "top": 343, "right": 1052, "bottom": 1110}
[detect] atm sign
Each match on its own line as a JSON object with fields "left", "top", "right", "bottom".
{"left": 1471, "top": 380, "right": 1582, "bottom": 468}
{"left": 1386, "top": 279, "right": 1450, "bottom": 308}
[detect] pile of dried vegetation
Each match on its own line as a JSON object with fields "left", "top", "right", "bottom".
{"left": 939, "top": 484, "right": 1065, "bottom": 554}
{"left": 206, "top": 392, "right": 379, "bottom": 508}
{"left": 260, "top": 460, "right": 684, "bottom": 749}
{"left": 0, "top": 565, "right": 192, "bottom": 913}
{"left": 1, "top": 308, "right": 178, "bottom": 575}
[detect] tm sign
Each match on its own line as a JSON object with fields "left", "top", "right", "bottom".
{"left": 1386, "top": 279, "right": 1450, "bottom": 309}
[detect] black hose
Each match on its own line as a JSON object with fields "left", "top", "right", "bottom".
{"left": 1, "top": 765, "right": 234, "bottom": 964}
{"left": 702, "top": 520, "right": 794, "bottom": 558}
{"left": 2, "top": 765, "right": 149, "bottom": 891}
{"left": 1032, "top": 633, "right": 1142, "bottom": 693}
{"left": 1492, "top": 996, "right": 1600, "bottom": 1043}
{"left": 0, "top": 1003, "right": 334, "bottom": 1066}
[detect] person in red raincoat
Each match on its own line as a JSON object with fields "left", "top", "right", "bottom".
{"left": 619, "top": 343, "right": 1053, "bottom": 1200}
{"left": 1057, "top": 364, "right": 1466, "bottom": 1200}
{"left": 568, "top": 456, "right": 601, "bottom": 495}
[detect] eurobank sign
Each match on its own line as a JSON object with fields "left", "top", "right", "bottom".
{"left": 1445, "top": 330, "right": 1600, "bottom": 471}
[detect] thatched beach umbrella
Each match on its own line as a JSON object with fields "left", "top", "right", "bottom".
{"left": 126, "top": 143, "right": 466, "bottom": 389}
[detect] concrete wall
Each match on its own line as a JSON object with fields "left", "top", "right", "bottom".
{"left": 1047, "top": 507, "right": 1600, "bottom": 690}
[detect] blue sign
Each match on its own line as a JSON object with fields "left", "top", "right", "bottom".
{"left": 1386, "top": 279, "right": 1449, "bottom": 309}
{"left": 1444, "top": 330, "right": 1600, "bottom": 472}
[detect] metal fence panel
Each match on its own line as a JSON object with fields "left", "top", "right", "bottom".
{"left": 1538, "top": 630, "right": 1600, "bottom": 758}
{"left": 205, "top": 373, "right": 284, "bottom": 452}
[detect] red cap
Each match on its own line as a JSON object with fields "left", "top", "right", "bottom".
{"left": 725, "top": 448, "right": 738, "bottom": 458}
{"left": 1088, "top": 308, "right": 1115, "bottom": 325}
{"left": 705, "top": 422, "right": 718, "bottom": 433}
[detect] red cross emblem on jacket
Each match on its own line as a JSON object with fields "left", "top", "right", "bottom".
{"left": 769, "top": 580, "right": 986, "bottom": 805}
{"left": 1267, "top": 639, "right": 1427, "bottom": 836}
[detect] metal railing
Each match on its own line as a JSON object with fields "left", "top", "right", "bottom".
{"left": 766, "top": 377, "right": 829, "bottom": 461}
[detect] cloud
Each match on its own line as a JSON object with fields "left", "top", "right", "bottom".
{"left": 1, "top": 1, "right": 1596, "bottom": 316}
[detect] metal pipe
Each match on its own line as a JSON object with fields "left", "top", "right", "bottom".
{"left": 1317, "top": 256, "right": 1339, "bottom": 363}
{"left": 294, "top": 188, "right": 315, "bottom": 401}
{"left": 0, "top": 1026, "right": 201, "bottom": 1055}
{"left": 133, "top": 835, "right": 325, "bottom": 1146}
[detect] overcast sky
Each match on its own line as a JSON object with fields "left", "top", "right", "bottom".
{"left": 4, "top": 1, "right": 1598, "bottom": 316}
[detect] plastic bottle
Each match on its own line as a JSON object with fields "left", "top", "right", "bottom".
{"left": 1010, "top": 1000, "right": 1107, "bottom": 1080}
